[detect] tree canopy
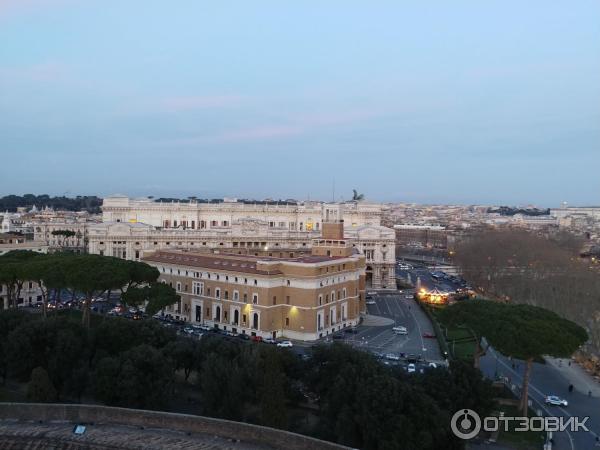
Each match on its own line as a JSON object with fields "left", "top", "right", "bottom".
{"left": 438, "top": 300, "right": 588, "bottom": 414}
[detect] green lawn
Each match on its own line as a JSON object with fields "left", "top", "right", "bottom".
{"left": 495, "top": 404, "right": 546, "bottom": 450}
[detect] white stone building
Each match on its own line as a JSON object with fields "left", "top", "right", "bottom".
{"left": 88, "top": 196, "right": 397, "bottom": 289}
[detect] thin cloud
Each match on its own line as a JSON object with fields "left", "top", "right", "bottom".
{"left": 161, "top": 95, "right": 245, "bottom": 113}
{"left": 150, "top": 108, "right": 383, "bottom": 147}
{"left": 0, "top": 62, "right": 68, "bottom": 82}
{"left": 0, "top": 0, "right": 71, "bottom": 17}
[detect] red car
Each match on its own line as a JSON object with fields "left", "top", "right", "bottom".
{"left": 423, "top": 332, "right": 436, "bottom": 339}
{"left": 251, "top": 335, "right": 263, "bottom": 343}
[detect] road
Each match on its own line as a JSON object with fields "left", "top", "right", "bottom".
{"left": 480, "top": 348, "right": 600, "bottom": 450}
{"left": 318, "top": 290, "right": 444, "bottom": 372}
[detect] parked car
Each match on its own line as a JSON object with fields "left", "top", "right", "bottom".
{"left": 344, "top": 328, "right": 358, "bottom": 334}
{"left": 263, "top": 338, "right": 277, "bottom": 344}
{"left": 237, "top": 333, "right": 250, "bottom": 341}
{"left": 545, "top": 395, "right": 568, "bottom": 406}
{"left": 407, "top": 363, "right": 416, "bottom": 373}
{"left": 277, "top": 340, "right": 293, "bottom": 348}
{"left": 251, "top": 335, "right": 263, "bottom": 343}
{"left": 332, "top": 333, "right": 344, "bottom": 340}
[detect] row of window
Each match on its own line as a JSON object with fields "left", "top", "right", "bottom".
{"left": 160, "top": 220, "right": 321, "bottom": 232}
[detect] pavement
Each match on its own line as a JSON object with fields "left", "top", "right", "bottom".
{"left": 361, "top": 314, "right": 394, "bottom": 326}
{"left": 546, "top": 357, "right": 600, "bottom": 397}
{"left": 338, "top": 290, "right": 443, "bottom": 364}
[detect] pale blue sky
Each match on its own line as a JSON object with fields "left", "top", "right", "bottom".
{"left": 1, "top": 0, "right": 599, "bottom": 205}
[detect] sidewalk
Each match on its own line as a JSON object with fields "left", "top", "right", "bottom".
{"left": 545, "top": 356, "right": 600, "bottom": 397}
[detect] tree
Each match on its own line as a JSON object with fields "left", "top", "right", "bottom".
{"left": 258, "top": 349, "right": 288, "bottom": 428}
{"left": 120, "top": 280, "right": 179, "bottom": 320}
{"left": 163, "top": 339, "right": 197, "bottom": 381}
{"left": 94, "top": 344, "right": 173, "bottom": 409}
{"left": 352, "top": 189, "right": 364, "bottom": 201}
{"left": 51, "top": 229, "right": 76, "bottom": 248}
{"left": 27, "top": 367, "right": 57, "bottom": 402}
{"left": 438, "top": 300, "right": 588, "bottom": 415}
{"left": 6, "top": 317, "right": 88, "bottom": 398}
{"left": 0, "top": 250, "right": 41, "bottom": 308}
{"left": 25, "top": 255, "right": 64, "bottom": 318}
{"left": 0, "top": 309, "right": 28, "bottom": 383}
{"left": 305, "top": 344, "right": 462, "bottom": 449}
{"left": 65, "top": 255, "right": 129, "bottom": 327}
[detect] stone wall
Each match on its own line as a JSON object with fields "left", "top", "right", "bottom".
{"left": 0, "top": 403, "right": 351, "bottom": 450}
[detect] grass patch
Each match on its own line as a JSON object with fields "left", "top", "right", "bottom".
{"left": 495, "top": 404, "right": 546, "bottom": 450}
{"left": 451, "top": 340, "right": 477, "bottom": 361}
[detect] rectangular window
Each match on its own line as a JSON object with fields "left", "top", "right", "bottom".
{"left": 272, "top": 296, "right": 277, "bottom": 305}
{"left": 285, "top": 317, "right": 290, "bottom": 326}
{"left": 252, "top": 294, "right": 258, "bottom": 304}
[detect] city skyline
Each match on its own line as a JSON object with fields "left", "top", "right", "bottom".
{"left": 1, "top": 1, "right": 599, "bottom": 205}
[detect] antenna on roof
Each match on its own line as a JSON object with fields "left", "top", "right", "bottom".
{"left": 332, "top": 178, "right": 335, "bottom": 202}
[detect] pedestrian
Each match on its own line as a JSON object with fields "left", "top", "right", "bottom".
{"left": 568, "top": 361, "right": 571, "bottom": 367}
{"left": 589, "top": 390, "right": 592, "bottom": 397}
{"left": 569, "top": 384, "right": 574, "bottom": 393}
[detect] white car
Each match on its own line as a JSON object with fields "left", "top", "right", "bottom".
{"left": 407, "top": 363, "right": 416, "bottom": 373}
{"left": 392, "top": 326, "right": 408, "bottom": 335}
{"left": 405, "top": 295, "right": 413, "bottom": 299}
{"left": 366, "top": 300, "right": 376, "bottom": 305}
{"left": 385, "top": 353, "right": 400, "bottom": 361}
{"left": 545, "top": 395, "right": 568, "bottom": 407}
{"left": 277, "top": 340, "right": 293, "bottom": 348}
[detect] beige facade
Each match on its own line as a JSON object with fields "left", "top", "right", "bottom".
{"left": 33, "top": 220, "right": 89, "bottom": 252}
{"left": 101, "top": 195, "right": 383, "bottom": 230}
{"left": 89, "top": 196, "right": 396, "bottom": 289}
{"left": 143, "top": 223, "right": 366, "bottom": 341}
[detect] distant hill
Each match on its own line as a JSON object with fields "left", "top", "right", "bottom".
{"left": 0, "top": 194, "right": 102, "bottom": 213}
{"left": 488, "top": 206, "right": 550, "bottom": 216}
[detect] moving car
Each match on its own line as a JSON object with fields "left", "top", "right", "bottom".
{"left": 277, "top": 340, "right": 293, "bottom": 348}
{"left": 407, "top": 363, "right": 416, "bottom": 373}
{"left": 385, "top": 353, "right": 400, "bottom": 361}
{"left": 405, "top": 295, "right": 413, "bottom": 300}
{"left": 393, "top": 326, "right": 408, "bottom": 335}
{"left": 545, "top": 395, "right": 568, "bottom": 406}
{"left": 366, "top": 299, "right": 376, "bottom": 305}
{"left": 422, "top": 332, "right": 436, "bottom": 339}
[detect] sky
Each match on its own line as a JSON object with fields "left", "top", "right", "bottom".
{"left": 1, "top": 1, "right": 599, "bottom": 206}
